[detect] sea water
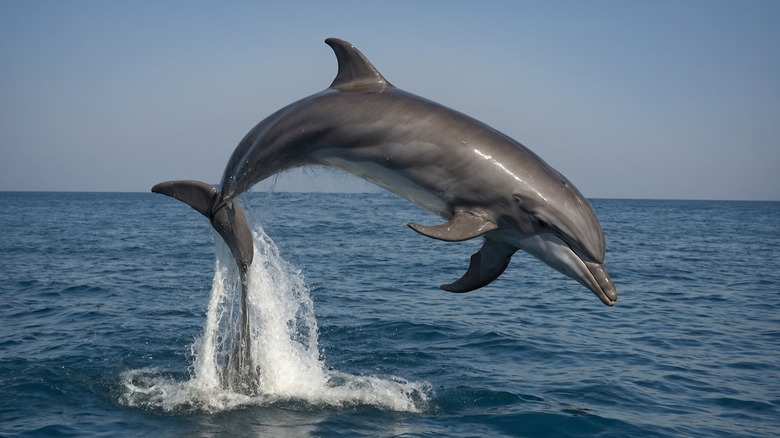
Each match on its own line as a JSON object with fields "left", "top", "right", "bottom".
{"left": 0, "top": 192, "right": 778, "bottom": 437}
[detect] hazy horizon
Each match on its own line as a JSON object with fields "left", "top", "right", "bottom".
{"left": 2, "top": 179, "right": 778, "bottom": 203}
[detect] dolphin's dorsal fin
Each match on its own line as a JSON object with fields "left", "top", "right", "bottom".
{"left": 408, "top": 211, "right": 498, "bottom": 242}
{"left": 325, "top": 38, "right": 391, "bottom": 92}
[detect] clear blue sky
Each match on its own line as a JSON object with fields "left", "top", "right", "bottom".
{"left": 1, "top": 1, "right": 778, "bottom": 200}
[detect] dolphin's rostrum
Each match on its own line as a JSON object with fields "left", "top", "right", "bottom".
{"left": 152, "top": 38, "right": 618, "bottom": 375}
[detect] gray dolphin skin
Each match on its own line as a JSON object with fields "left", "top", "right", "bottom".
{"left": 152, "top": 38, "right": 617, "bottom": 372}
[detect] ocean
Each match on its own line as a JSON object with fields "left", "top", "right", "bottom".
{"left": 0, "top": 191, "right": 778, "bottom": 437}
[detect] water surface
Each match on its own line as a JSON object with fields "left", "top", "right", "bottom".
{"left": 1, "top": 192, "right": 778, "bottom": 437}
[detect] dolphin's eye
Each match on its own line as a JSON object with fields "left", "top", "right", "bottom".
{"left": 537, "top": 218, "right": 549, "bottom": 228}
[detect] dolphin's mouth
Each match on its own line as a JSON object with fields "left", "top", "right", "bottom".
{"left": 584, "top": 261, "right": 618, "bottom": 306}
{"left": 558, "top": 237, "right": 617, "bottom": 306}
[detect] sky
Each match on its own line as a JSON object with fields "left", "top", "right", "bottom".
{"left": 1, "top": 1, "right": 778, "bottom": 200}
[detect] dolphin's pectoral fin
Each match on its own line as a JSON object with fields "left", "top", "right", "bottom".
{"left": 408, "top": 211, "right": 497, "bottom": 242}
{"left": 441, "top": 238, "right": 518, "bottom": 293}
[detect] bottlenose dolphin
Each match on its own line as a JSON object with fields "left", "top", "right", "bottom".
{"left": 152, "top": 38, "right": 617, "bottom": 373}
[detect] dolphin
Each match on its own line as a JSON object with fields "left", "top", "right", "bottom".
{"left": 152, "top": 38, "right": 618, "bottom": 370}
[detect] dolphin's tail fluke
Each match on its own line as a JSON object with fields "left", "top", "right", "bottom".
{"left": 151, "top": 180, "right": 254, "bottom": 272}
{"left": 152, "top": 180, "right": 256, "bottom": 386}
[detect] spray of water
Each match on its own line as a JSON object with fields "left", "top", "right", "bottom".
{"left": 121, "top": 225, "right": 430, "bottom": 413}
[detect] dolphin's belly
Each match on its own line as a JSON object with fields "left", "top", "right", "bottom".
{"left": 315, "top": 152, "right": 451, "bottom": 218}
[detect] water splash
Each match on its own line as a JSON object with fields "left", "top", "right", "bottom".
{"left": 121, "top": 226, "right": 430, "bottom": 413}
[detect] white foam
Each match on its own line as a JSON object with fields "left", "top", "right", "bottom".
{"left": 121, "top": 225, "right": 430, "bottom": 413}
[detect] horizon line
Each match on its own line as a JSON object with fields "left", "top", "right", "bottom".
{"left": 0, "top": 190, "right": 778, "bottom": 203}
